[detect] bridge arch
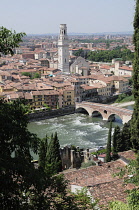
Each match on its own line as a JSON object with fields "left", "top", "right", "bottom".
{"left": 92, "top": 110, "right": 103, "bottom": 119}
{"left": 107, "top": 113, "right": 123, "bottom": 123}
{"left": 75, "top": 102, "right": 132, "bottom": 124}
{"left": 76, "top": 107, "right": 90, "bottom": 115}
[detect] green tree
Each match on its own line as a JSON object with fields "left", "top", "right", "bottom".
{"left": 0, "top": 26, "right": 25, "bottom": 56}
{"left": 21, "top": 72, "right": 31, "bottom": 78}
{"left": 87, "top": 47, "right": 134, "bottom": 63}
{"left": 46, "top": 132, "right": 62, "bottom": 174}
{"left": 0, "top": 100, "right": 39, "bottom": 209}
{"left": 33, "top": 72, "right": 40, "bottom": 78}
{"left": 72, "top": 187, "right": 98, "bottom": 210}
{"left": 116, "top": 126, "right": 126, "bottom": 152}
{"left": 73, "top": 48, "right": 84, "bottom": 57}
{"left": 112, "top": 126, "right": 119, "bottom": 159}
{"left": 112, "top": 123, "right": 131, "bottom": 157}
{"left": 106, "top": 121, "right": 112, "bottom": 162}
{"left": 109, "top": 152, "right": 139, "bottom": 210}
{"left": 114, "top": 125, "right": 124, "bottom": 152}
{"left": 0, "top": 99, "right": 98, "bottom": 210}
{"left": 38, "top": 135, "right": 48, "bottom": 169}
{"left": 0, "top": 27, "right": 98, "bottom": 210}
{"left": 43, "top": 103, "right": 51, "bottom": 110}
{"left": 109, "top": 2, "right": 139, "bottom": 208}
{"left": 121, "top": 122, "right": 132, "bottom": 151}
{"left": 130, "top": 0, "right": 139, "bottom": 150}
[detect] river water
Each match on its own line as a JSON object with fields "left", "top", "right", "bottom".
{"left": 28, "top": 105, "right": 133, "bottom": 157}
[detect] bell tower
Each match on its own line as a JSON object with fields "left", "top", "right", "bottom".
{"left": 58, "top": 24, "right": 69, "bottom": 73}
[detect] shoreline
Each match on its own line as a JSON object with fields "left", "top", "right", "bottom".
{"left": 28, "top": 107, "right": 75, "bottom": 122}
{"left": 28, "top": 101, "right": 135, "bottom": 122}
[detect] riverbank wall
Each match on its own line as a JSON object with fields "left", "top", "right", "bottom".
{"left": 28, "top": 106, "right": 75, "bottom": 122}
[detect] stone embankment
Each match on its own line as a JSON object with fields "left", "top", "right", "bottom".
{"left": 28, "top": 106, "right": 75, "bottom": 122}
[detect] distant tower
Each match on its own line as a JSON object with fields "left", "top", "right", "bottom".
{"left": 58, "top": 24, "right": 69, "bottom": 73}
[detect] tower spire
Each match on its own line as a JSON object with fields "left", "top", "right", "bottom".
{"left": 58, "top": 24, "right": 69, "bottom": 73}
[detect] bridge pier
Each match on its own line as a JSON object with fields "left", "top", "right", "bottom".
{"left": 122, "top": 115, "right": 132, "bottom": 124}
{"left": 103, "top": 117, "right": 108, "bottom": 121}
{"left": 89, "top": 113, "right": 92, "bottom": 117}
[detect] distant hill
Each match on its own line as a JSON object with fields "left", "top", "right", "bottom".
{"left": 27, "top": 31, "right": 133, "bottom": 37}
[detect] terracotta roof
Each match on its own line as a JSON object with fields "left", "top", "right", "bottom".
{"left": 24, "top": 92, "right": 33, "bottom": 100}
{"left": 63, "top": 150, "right": 136, "bottom": 209}
{"left": 118, "top": 150, "right": 136, "bottom": 161}
{"left": 100, "top": 65, "right": 111, "bottom": 70}
{"left": 119, "top": 66, "right": 133, "bottom": 71}
{"left": 81, "top": 85, "right": 97, "bottom": 90}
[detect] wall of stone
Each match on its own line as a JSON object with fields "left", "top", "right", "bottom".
{"left": 60, "top": 146, "right": 89, "bottom": 170}
{"left": 28, "top": 106, "right": 75, "bottom": 121}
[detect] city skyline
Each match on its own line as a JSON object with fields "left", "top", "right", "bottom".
{"left": 1, "top": 0, "right": 135, "bottom": 34}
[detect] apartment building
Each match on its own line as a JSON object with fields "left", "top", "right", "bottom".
{"left": 62, "top": 87, "right": 75, "bottom": 107}
{"left": 31, "top": 90, "right": 59, "bottom": 109}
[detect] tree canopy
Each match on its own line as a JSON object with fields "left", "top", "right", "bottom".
{"left": 0, "top": 99, "right": 98, "bottom": 209}
{"left": 87, "top": 47, "right": 134, "bottom": 62}
{"left": 109, "top": 1, "right": 139, "bottom": 208}
{"left": 0, "top": 100, "right": 39, "bottom": 209}
{"left": 0, "top": 26, "right": 25, "bottom": 56}
{"left": 130, "top": 0, "right": 139, "bottom": 150}
{"left": 106, "top": 121, "right": 112, "bottom": 162}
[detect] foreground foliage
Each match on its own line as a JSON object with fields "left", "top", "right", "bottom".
{"left": 0, "top": 100, "right": 97, "bottom": 209}
{"left": 109, "top": 152, "right": 139, "bottom": 210}
{"left": 130, "top": 0, "right": 139, "bottom": 150}
{"left": 39, "top": 132, "right": 62, "bottom": 175}
{"left": 0, "top": 26, "right": 25, "bottom": 56}
{"left": 0, "top": 100, "right": 39, "bottom": 209}
{"left": 109, "top": 1, "right": 139, "bottom": 208}
{"left": 106, "top": 121, "right": 112, "bottom": 162}
{"left": 0, "top": 26, "right": 98, "bottom": 209}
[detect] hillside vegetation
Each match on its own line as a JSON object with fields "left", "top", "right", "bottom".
{"left": 115, "top": 93, "right": 134, "bottom": 103}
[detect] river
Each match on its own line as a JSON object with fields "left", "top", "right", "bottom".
{"left": 28, "top": 105, "right": 133, "bottom": 159}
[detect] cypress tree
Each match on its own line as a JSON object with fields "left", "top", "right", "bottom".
{"left": 38, "top": 135, "right": 48, "bottom": 170}
{"left": 46, "top": 132, "right": 62, "bottom": 174}
{"left": 130, "top": 0, "right": 139, "bottom": 150}
{"left": 112, "top": 126, "right": 119, "bottom": 159}
{"left": 114, "top": 126, "right": 124, "bottom": 152}
{"left": 106, "top": 121, "right": 112, "bottom": 162}
{"left": 121, "top": 122, "right": 132, "bottom": 151}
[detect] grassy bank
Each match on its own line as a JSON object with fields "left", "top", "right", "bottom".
{"left": 115, "top": 93, "right": 134, "bottom": 103}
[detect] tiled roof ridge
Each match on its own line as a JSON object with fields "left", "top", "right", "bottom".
{"left": 88, "top": 177, "right": 122, "bottom": 188}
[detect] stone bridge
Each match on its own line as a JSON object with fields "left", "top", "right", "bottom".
{"left": 75, "top": 102, "right": 133, "bottom": 124}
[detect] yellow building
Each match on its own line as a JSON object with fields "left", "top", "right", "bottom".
{"left": 63, "top": 87, "right": 75, "bottom": 107}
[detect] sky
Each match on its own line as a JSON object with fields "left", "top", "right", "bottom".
{"left": 0, "top": 0, "right": 135, "bottom": 34}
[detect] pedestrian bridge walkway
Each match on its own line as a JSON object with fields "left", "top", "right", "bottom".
{"left": 75, "top": 102, "right": 133, "bottom": 124}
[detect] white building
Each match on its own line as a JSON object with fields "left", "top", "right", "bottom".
{"left": 58, "top": 24, "right": 69, "bottom": 73}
